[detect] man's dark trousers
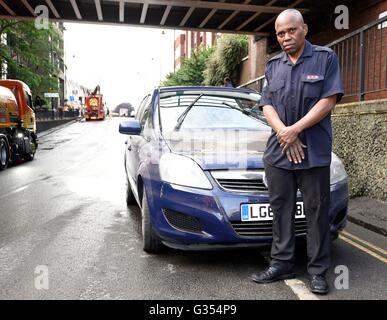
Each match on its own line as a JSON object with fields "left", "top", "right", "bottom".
{"left": 264, "top": 162, "right": 331, "bottom": 275}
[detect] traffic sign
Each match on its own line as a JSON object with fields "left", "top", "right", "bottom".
{"left": 44, "top": 92, "right": 59, "bottom": 98}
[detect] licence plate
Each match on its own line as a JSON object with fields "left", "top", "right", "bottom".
{"left": 241, "top": 202, "right": 305, "bottom": 221}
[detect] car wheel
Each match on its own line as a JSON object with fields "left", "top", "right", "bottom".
{"left": 24, "top": 136, "right": 36, "bottom": 162}
{"left": 141, "top": 187, "right": 163, "bottom": 253}
{"left": 126, "top": 178, "right": 137, "bottom": 206}
{"left": 24, "top": 152, "right": 35, "bottom": 161}
{"left": 0, "top": 138, "right": 9, "bottom": 170}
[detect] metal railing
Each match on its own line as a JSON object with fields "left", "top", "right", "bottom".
{"left": 238, "top": 75, "right": 265, "bottom": 93}
{"left": 35, "top": 109, "right": 80, "bottom": 121}
{"left": 327, "top": 15, "right": 387, "bottom": 101}
{"left": 240, "top": 15, "right": 387, "bottom": 102}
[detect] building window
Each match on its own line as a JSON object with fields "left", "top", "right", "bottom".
{"left": 378, "top": 11, "right": 387, "bottom": 29}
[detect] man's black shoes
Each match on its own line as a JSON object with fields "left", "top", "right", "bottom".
{"left": 310, "top": 275, "right": 329, "bottom": 294}
{"left": 252, "top": 267, "right": 329, "bottom": 295}
{"left": 251, "top": 266, "right": 296, "bottom": 284}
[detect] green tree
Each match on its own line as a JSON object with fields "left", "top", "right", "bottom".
{"left": 162, "top": 46, "right": 215, "bottom": 86}
{"left": 203, "top": 34, "right": 248, "bottom": 86}
{"left": 0, "top": 20, "right": 63, "bottom": 102}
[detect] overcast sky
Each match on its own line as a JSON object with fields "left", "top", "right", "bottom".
{"left": 63, "top": 23, "right": 176, "bottom": 109}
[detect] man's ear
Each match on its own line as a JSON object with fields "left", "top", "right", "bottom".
{"left": 303, "top": 23, "right": 308, "bottom": 37}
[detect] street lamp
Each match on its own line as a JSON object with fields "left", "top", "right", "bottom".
{"left": 159, "top": 30, "right": 166, "bottom": 85}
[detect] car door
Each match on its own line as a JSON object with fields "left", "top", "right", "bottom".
{"left": 125, "top": 94, "right": 150, "bottom": 187}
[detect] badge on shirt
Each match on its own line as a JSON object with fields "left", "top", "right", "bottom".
{"left": 306, "top": 74, "right": 322, "bottom": 80}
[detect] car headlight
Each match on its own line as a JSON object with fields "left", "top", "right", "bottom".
{"left": 159, "top": 153, "right": 213, "bottom": 190}
{"left": 17, "top": 132, "right": 24, "bottom": 139}
{"left": 330, "top": 153, "right": 347, "bottom": 185}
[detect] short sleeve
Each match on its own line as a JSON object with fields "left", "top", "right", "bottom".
{"left": 259, "top": 67, "right": 273, "bottom": 107}
{"left": 321, "top": 51, "right": 344, "bottom": 103}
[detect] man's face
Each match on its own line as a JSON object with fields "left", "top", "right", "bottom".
{"left": 275, "top": 17, "right": 307, "bottom": 55}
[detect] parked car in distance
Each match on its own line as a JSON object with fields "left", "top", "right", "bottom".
{"left": 119, "top": 86, "right": 348, "bottom": 253}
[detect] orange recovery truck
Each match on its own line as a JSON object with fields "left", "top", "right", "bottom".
{"left": 0, "top": 80, "right": 38, "bottom": 171}
{"left": 84, "top": 85, "right": 105, "bottom": 121}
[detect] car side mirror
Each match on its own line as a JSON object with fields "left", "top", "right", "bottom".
{"left": 119, "top": 119, "right": 141, "bottom": 135}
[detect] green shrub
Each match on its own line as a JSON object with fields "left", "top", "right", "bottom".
{"left": 162, "top": 46, "right": 215, "bottom": 86}
{"left": 162, "top": 34, "right": 248, "bottom": 87}
{"left": 203, "top": 34, "right": 248, "bottom": 86}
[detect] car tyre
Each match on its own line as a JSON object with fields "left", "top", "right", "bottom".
{"left": 141, "top": 187, "right": 163, "bottom": 253}
{"left": 24, "top": 152, "right": 34, "bottom": 161}
{"left": 24, "top": 135, "right": 36, "bottom": 162}
{"left": 126, "top": 178, "right": 137, "bottom": 206}
{"left": 0, "top": 137, "right": 9, "bottom": 170}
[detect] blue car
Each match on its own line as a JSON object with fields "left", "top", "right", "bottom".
{"left": 119, "top": 86, "right": 348, "bottom": 253}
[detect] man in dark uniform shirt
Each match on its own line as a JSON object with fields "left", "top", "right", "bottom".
{"left": 251, "top": 9, "right": 344, "bottom": 294}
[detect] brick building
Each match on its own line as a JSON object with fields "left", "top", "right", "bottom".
{"left": 174, "top": 31, "right": 218, "bottom": 71}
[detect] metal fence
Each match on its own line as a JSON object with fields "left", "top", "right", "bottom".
{"left": 240, "top": 15, "right": 387, "bottom": 102}
{"left": 327, "top": 14, "right": 387, "bottom": 101}
{"left": 35, "top": 109, "right": 80, "bottom": 121}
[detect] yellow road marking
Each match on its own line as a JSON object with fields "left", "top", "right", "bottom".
{"left": 339, "top": 235, "right": 387, "bottom": 264}
{"left": 340, "top": 230, "right": 387, "bottom": 256}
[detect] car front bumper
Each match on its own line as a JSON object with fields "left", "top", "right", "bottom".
{"left": 146, "top": 177, "right": 348, "bottom": 250}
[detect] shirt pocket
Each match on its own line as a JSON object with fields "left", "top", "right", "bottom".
{"left": 269, "top": 79, "right": 285, "bottom": 92}
{"left": 268, "top": 79, "right": 285, "bottom": 105}
{"left": 268, "top": 79, "right": 286, "bottom": 120}
{"left": 301, "top": 74, "right": 324, "bottom": 98}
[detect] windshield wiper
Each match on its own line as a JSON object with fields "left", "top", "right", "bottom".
{"left": 221, "top": 101, "right": 254, "bottom": 115}
{"left": 222, "top": 101, "right": 267, "bottom": 124}
{"left": 173, "top": 93, "right": 204, "bottom": 131}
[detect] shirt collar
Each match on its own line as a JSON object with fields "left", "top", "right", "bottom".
{"left": 281, "top": 40, "right": 313, "bottom": 63}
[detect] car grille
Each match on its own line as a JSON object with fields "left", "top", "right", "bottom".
{"left": 216, "top": 179, "right": 267, "bottom": 192}
{"left": 163, "top": 209, "right": 203, "bottom": 234}
{"left": 231, "top": 219, "right": 307, "bottom": 237}
{"left": 210, "top": 169, "right": 268, "bottom": 192}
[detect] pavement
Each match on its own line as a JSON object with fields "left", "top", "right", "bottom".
{"left": 348, "top": 197, "right": 387, "bottom": 237}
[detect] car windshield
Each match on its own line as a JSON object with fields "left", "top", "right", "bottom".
{"left": 159, "top": 90, "right": 268, "bottom": 132}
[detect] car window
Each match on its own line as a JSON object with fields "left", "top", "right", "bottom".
{"left": 140, "top": 101, "right": 152, "bottom": 127}
{"left": 159, "top": 91, "right": 267, "bottom": 132}
{"left": 136, "top": 95, "right": 150, "bottom": 120}
{"left": 24, "top": 91, "right": 32, "bottom": 109}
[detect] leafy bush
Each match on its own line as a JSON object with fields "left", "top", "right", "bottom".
{"left": 162, "top": 46, "right": 215, "bottom": 86}
{"left": 162, "top": 34, "right": 248, "bottom": 87}
{"left": 203, "top": 34, "right": 248, "bottom": 86}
